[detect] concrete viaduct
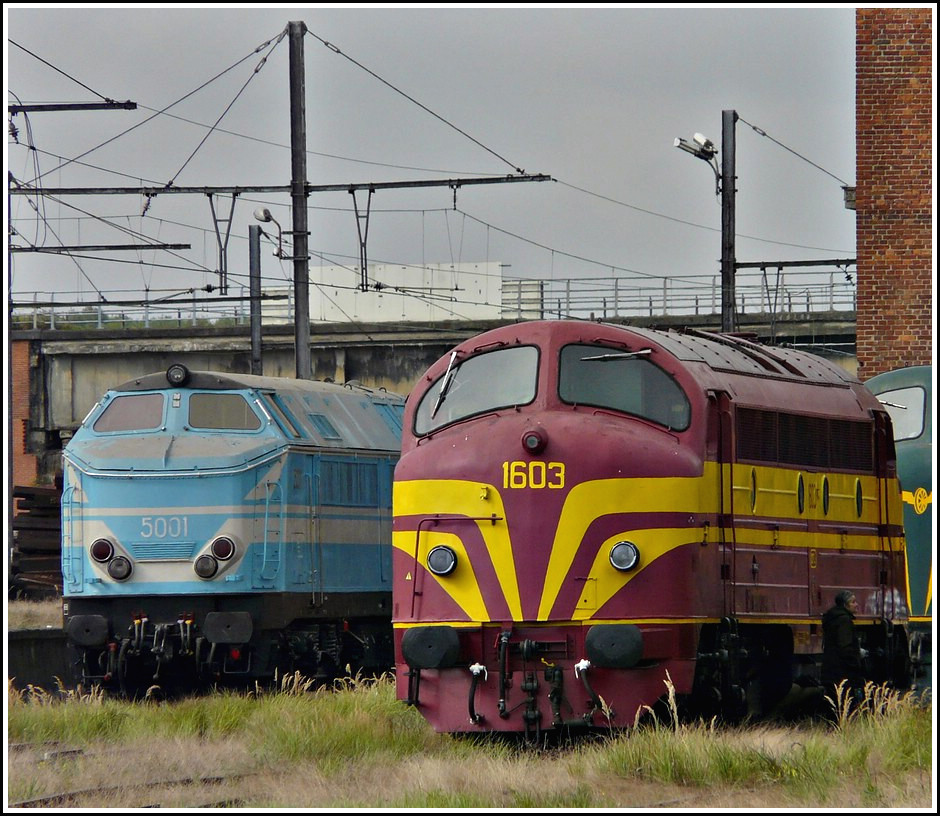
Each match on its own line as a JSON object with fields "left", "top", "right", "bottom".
{"left": 12, "top": 310, "right": 856, "bottom": 486}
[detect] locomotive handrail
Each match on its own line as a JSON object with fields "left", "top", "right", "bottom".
{"left": 261, "top": 479, "right": 284, "bottom": 581}
{"left": 410, "top": 514, "right": 504, "bottom": 617}
{"left": 715, "top": 391, "right": 737, "bottom": 615}
{"left": 63, "top": 447, "right": 286, "bottom": 478}
{"left": 306, "top": 471, "right": 324, "bottom": 607}
{"left": 61, "top": 485, "right": 78, "bottom": 587}
{"left": 876, "top": 418, "right": 896, "bottom": 620}
{"left": 253, "top": 397, "right": 274, "bottom": 425}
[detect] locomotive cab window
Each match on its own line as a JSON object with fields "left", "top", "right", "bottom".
{"left": 189, "top": 393, "right": 262, "bottom": 431}
{"left": 93, "top": 393, "right": 164, "bottom": 432}
{"left": 875, "top": 386, "right": 925, "bottom": 441}
{"left": 414, "top": 345, "right": 539, "bottom": 435}
{"left": 558, "top": 343, "right": 691, "bottom": 430}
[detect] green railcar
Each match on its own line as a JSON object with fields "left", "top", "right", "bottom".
{"left": 865, "top": 365, "right": 933, "bottom": 690}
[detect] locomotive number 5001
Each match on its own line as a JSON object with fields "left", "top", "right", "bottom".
{"left": 140, "top": 516, "right": 189, "bottom": 538}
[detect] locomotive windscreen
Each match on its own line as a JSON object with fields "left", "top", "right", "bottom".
{"left": 558, "top": 343, "right": 691, "bottom": 430}
{"left": 189, "top": 393, "right": 262, "bottom": 430}
{"left": 414, "top": 345, "right": 538, "bottom": 435}
{"left": 93, "top": 393, "right": 164, "bottom": 432}
{"left": 874, "top": 385, "right": 926, "bottom": 441}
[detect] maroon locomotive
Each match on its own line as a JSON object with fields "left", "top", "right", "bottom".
{"left": 392, "top": 320, "right": 909, "bottom": 735}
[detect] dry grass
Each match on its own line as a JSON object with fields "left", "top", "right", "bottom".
{"left": 6, "top": 673, "right": 933, "bottom": 810}
{"left": 6, "top": 598, "right": 63, "bottom": 630}
{"left": 8, "top": 729, "right": 931, "bottom": 809}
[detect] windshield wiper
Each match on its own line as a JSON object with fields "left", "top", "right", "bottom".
{"left": 580, "top": 348, "right": 652, "bottom": 362}
{"left": 430, "top": 351, "right": 459, "bottom": 419}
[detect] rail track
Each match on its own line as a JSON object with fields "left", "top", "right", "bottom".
{"left": 8, "top": 742, "right": 258, "bottom": 808}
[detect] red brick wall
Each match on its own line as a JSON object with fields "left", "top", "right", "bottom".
{"left": 855, "top": 8, "right": 933, "bottom": 377}
{"left": 11, "top": 339, "right": 40, "bottom": 486}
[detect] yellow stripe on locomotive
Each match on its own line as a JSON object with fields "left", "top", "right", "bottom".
{"left": 393, "top": 463, "right": 903, "bottom": 625}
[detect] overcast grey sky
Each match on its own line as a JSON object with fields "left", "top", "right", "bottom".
{"left": 6, "top": 5, "right": 861, "bottom": 309}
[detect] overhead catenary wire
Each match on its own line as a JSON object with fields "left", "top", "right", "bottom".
{"left": 133, "top": 106, "right": 497, "bottom": 177}
{"left": 11, "top": 106, "right": 850, "bottom": 277}
{"left": 9, "top": 40, "right": 122, "bottom": 103}
{"left": 18, "top": 27, "right": 290, "bottom": 186}
{"left": 10, "top": 192, "right": 854, "bottom": 305}
{"left": 738, "top": 116, "right": 852, "bottom": 187}
{"left": 9, "top": 32, "right": 856, "bottom": 314}
{"left": 306, "top": 28, "right": 528, "bottom": 176}
{"left": 454, "top": 207, "right": 687, "bottom": 281}
{"left": 31, "top": 252, "right": 215, "bottom": 276}
{"left": 160, "top": 29, "right": 287, "bottom": 190}
{"left": 7, "top": 92, "right": 48, "bottom": 247}
{"left": 20, "top": 116, "right": 850, "bottom": 254}
{"left": 13, "top": 200, "right": 107, "bottom": 299}
{"left": 16, "top": 189, "right": 215, "bottom": 274}
{"left": 555, "top": 179, "right": 853, "bottom": 255}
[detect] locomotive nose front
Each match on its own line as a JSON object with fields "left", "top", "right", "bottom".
{"left": 392, "top": 324, "right": 703, "bottom": 732}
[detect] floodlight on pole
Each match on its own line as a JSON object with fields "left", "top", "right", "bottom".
{"left": 675, "top": 110, "right": 738, "bottom": 333}
{"left": 673, "top": 136, "right": 720, "bottom": 195}
{"left": 253, "top": 207, "right": 283, "bottom": 258}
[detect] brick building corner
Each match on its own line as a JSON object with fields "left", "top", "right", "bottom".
{"left": 855, "top": 8, "right": 933, "bottom": 376}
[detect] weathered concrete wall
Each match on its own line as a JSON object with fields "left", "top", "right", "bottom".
{"left": 11, "top": 314, "right": 856, "bottom": 486}
{"left": 35, "top": 326, "right": 473, "bottom": 428}
{"left": 11, "top": 321, "right": 496, "bottom": 484}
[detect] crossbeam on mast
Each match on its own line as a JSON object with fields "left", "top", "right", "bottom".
{"left": 9, "top": 174, "right": 551, "bottom": 197}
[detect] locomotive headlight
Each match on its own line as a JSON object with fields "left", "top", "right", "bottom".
{"left": 427, "top": 545, "right": 458, "bottom": 576}
{"left": 166, "top": 363, "right": 190, "bottom": 386}
{"left": 90, "top": 538, "right": 115, "bottom": 563}
{"left": 521, "top": 429, "right": 547, "bottom": 454}
{"left": 194, "top": 554, "right": 219, "bottom": 579}
{"left": 609, "top": 541, "right": 640, "bottom": 572}
{"left": 210, "top": 536, "right": 236, "bottom": 560}
{"left": 107, "top": 556, "right": 133, "bottom": 581}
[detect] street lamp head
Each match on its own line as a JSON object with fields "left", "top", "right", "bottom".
{"left": 674, "top": 136, "right": 716, "bottom": 161}
{"left": 253, "top": 208, "right": 283, "bottom": 257}
{"left": 675, "top": 135, "right": 721, "bottom": 196}
{"left": 692, "top": 132, "right": 716, "bottom": 154}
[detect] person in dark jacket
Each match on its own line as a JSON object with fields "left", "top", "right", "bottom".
{"left": 821, "top": 590, "right": 866, "bottom": 704}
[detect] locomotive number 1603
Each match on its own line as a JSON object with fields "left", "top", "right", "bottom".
{"left": 501, "top": 460, "right": 566, "bottom": 489}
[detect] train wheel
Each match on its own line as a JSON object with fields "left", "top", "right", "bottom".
{"left": 891, "top": 627, "right": 913, "bottom": 691}
{"left": 744, "top": 625, "right": 795, "bottom": 720}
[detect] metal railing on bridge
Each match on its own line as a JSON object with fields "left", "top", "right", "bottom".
{"left": 501, "top": 269, "right": 856, "bottom": 321}
{"left": 10, "top": 269, "right": 855, "bottom": 331}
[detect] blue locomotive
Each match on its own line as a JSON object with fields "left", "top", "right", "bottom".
{"left": 865, "top": 364, "right": 933, "bottom": 691}
{"left": 61, "top": 364, "right": 404, "bottom": 694}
